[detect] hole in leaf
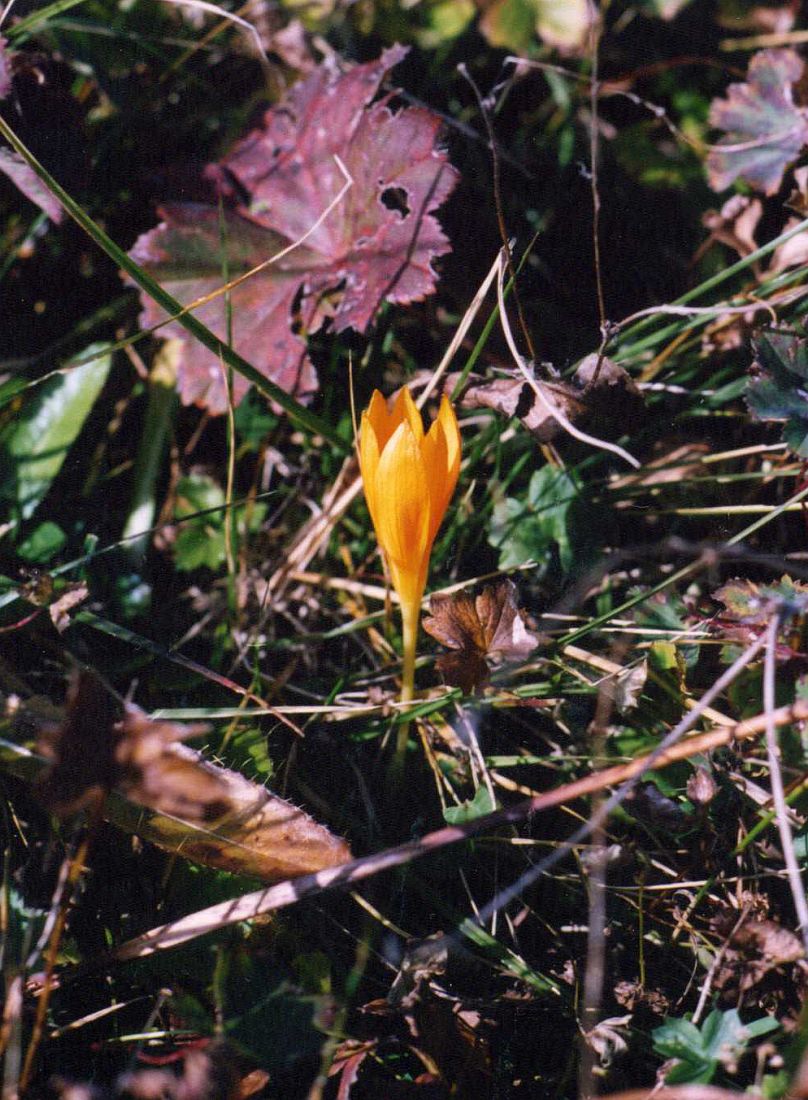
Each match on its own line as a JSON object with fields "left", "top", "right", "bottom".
{"left": 381, "top": 186, "right": 410, "bottom": 217}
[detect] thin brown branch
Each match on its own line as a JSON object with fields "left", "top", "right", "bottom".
{"left": 113, "top": 694, "right": 808, "bottom": 963}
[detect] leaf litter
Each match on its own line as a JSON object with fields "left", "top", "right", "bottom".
{"left": 423, "top": 579, "right": 540, "bottom": 692}
{"left": 34, "top": 670, "right": 350, "bottom": 881}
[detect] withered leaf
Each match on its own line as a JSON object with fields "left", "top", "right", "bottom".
{"left": 714, "top": 575, "right": 808, "bottom": 624}
{"left": 713, "top": 914, "right": 804, "bottom": 997}
{"left": 702, "top": 195, "right": 763, "bottom": 262}
{"left": 786, "top": 164, "right": 808, "bottom": 215}
{"left": 711, "top": 575, "right": 808, "bottom": 656}
{"left": 53, "top": 1044, "right": 241, "bottom": 1100}
{"left": 701, "top": 193, "right": 808, "bottom": 278}
{"left": 453, "top": 355, "right": 644, "bottom": 444}
{"left": 0, "top": 39, "right": 65, "bottom": 222}
{"left": 128, "top": 46, "right": 457, "bottom": 413}
{"left": 706, "top": 48, "right": 808, "bottom": 195}
{"left": 115, "top": 707, "right": 230, "bottom": 825}
{"left": 37, "top": 669, "right": 122, "bottom": 817}
{"left": 686, "top": 766, "right": 717, "bottom": 806}
{"left": 0, "top": 37, "right": 9, "bottom": 99}
{"left": 47, "top": 582, "right": 89, "bottom": 634}
{"left": 423, "top": 579, "right": 539, "bottom": 693}
{"left": 35, "top": 671, "right": 350, "bottom": 881}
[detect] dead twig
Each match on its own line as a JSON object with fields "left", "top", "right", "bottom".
{"left": 114, "top": 663, "right": 808, "bottom": 963}
{"left": 763, "top": 613, "right": 808, "bottom": 952}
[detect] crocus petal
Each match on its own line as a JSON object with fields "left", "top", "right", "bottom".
{"left": 358, "top": 389, "right": 460, "bottom": 621}
{"left": 358, "top": 408, "right": 382, "bottom": 530}
{"left": 391, "top": 385, "right": 425, "bottom": 441}
{"left": 364, "top": 389, "right": 398, "bottom": 454}
{"left": 374, "top": 421, "right": 430, "bottom": 572}
{"left": 422, "top": 395, "right": 461, "bottom": 545}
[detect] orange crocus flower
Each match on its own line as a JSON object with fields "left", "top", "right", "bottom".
{"left": 358, "top": 387, "right": 461, "bottom": 720}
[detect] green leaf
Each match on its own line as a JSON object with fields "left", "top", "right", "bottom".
{"left": 174, "top": 474, "right": 227, "bottom": 572}
{"left": 479, "top": 0, "right": 537, "bottom": 51}
{"left": 700, "top": 1007, "right": 745, "bottom": 1060}
{"left": 746, "top": 325, "right": 808, "bottom": 456}
{"left": 16, "top": 520, "right": 66, "bottom": 563}
{"left": 0, "top": 344, "right": 111, "bottom": 520}
{"left": 480, "top": 0, "right": 595, "bottom": 52}
{"left": 221, "top": 952, "right": 329, "bottom": 1068}
{"left": 745, "top": 1016, "right": 780, "bottom": 1040}
{"left": 653, "top": 1016, "right": 705, "bottom": 1060}
{"left": 234, "top": 389, "right": 278, "bottom": 453}
{"left": 173, "top": 474, "right": 267, "bottom": 572}
{"left": 444, "top": 785, "right": 497, "bottom": 824}
{"left": 653, "top": 1009, "right": 779, "bottom": 1087}
{"left": 222, "top": 725, "right": 273, "bottom": 780}
{"left": 3, "top": 886, "right": 47, "bottom": 971}
{"left": 489, "top": 466, "right": 581, "bottom": 572}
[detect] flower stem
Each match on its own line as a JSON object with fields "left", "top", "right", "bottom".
{"left": 394, "top": 596, "right": 420, "bottom": 774}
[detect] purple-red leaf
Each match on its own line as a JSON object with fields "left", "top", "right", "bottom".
{"left": 0, "top": 147, "right": 64, "bottom": 223}
{"left": 128, "top": 46, "right": 458, "bottom": 413}
{"left": 0, "top": 39, "right": 63, "bottom": 222}
{"left": 706, "top": 49, "right": 808, "bottom": 195}
{"left": 0, "top": 37, "right": 10, "bottom": 100}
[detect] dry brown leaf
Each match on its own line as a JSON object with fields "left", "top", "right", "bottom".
{"left": 52, "top": 1044, "right": 241, "bottom": 1100}
{"left": 37, "top": 669, "right": 122, "bottom": 817}
{"left": 35, "top": 671, "right": 351, "bottom": 881}
{"left": 712, "top": 914, "right": 805, "bottom": 997}
{"left": 770, "top": 216, "right": 808, "bottom": 274}
{"left": 47, "top": 582, "right": 89, "bottom": 633}
{"left": 686, "top": 766, "right": 716, "bottom": 806}
{"left": 786, "top": 164, "right": 808, "bottom": 215}
{"left": 611, "top": 442, "right": 708, "bottom": 493}
{"left": 423, "top": 579, "right": 539, "bottom": 693}
{"left": 701, "top": 195, "right": 763, "bottom": 264}
{"left": 453, "top": 356, "right": 644, "bottom": 444}
{"left": 458, "top": 374, "right": 581, "bottom": 442}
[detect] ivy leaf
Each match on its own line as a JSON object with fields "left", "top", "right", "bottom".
{"left": 706, "top": 49, "right": 808, "bottom": 195}
{"left": 746, "top": 325, "right": 808, "bottom": 455}
{"left": 128, "top": 46, "right": 457, "bottom": 414}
